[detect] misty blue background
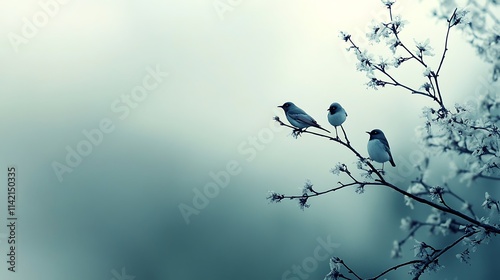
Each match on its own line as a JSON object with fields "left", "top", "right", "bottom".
{"left": 0, "top": 1, "right": 499, "bottom": 279}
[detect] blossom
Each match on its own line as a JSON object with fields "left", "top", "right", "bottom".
{"left": 391, "top": 15, "right": 407, "bottom": 33}
{"left": 355, "top": 185, "right": 365, "bottom": 194}
{"left": 387, "top": 38, "right": 401, "bottom": 54}
{"left": 331, "top": 163, "right": 347, "bottom": 175}
{"left": 414, "top": 39, "right": 435, "bottom": 57}
{"left": 302, "top": 180, "right": 314, "bottom": 195}
{"left": 298, "top": 195, "right": 310, "bottom": 210}
{"left": 390, "top": 240, "right": 402, "bottom": 258}
{"left": 400, "top": 216, "right": 415, "bottom": 231}
{"left": 413, "top": 240, "right": 429, "bottom": 258}
{"left": 339, "top": 31, "right": 351, "bottom": 42}
{"left": 423, "top": 67, "right": 432, "bottom": 77}
{"left": 437, "top": 218, "right": 452, "bottom": 236}
{"left": 324, "top": 257, "right": 342, "bottom": 280}
{"left": 451, "top": 8, "right": 470, "bottom": 27}
{"left": 429, "top": 186, "right": 445, "bottom": 201}
{"left": 404, "top": 183, "right": 426, "bottom": 209}
{"left": 355, "top": 50, "right": 375, "bottom": 75}
{"left": 420, "top": 82, "right": 433, "bottom": 92}
{"left": 456, "top": 249, "right": 471, "bottom": 264}
{"left": 381, "top": 0, "right": 395, "bottom": 8}
{"left": 267, "top": 191, "right": 284, "bottom": 203}
{"left": 481, "top": 192, "right": 500, "bottom": 211}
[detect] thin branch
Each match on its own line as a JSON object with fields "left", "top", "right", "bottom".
{"left": 383, "top": 180, "right": 500, "bottom": 234}
{"left": 387, "top": 6, "right": 428, "bottom": 68}
{"left": 436, "top": 8, "right": 457, "bottom": 76}
{"left": 340, "top": 260, "right": 363, "bottom": 280}
{"left": 411, "top": 231, "right": 476, "bottom": 279}
{"left": 370, "top": 260, "right": 422, "bottom": 280}
{"left": 438, "top": 193, "right": 453, "bottom": 211}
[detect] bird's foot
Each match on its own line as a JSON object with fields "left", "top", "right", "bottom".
{"left": 292, "top": 128, "right": 303, "bottom": 138}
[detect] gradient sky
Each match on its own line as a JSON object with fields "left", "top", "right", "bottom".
{"left": 0, "top": 1, "right": 498, "bottom": 280}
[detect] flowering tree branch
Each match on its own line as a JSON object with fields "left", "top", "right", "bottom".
{"left": 270, "top": 116, "right": 500, "bottom": 233}
{"left": 339, "top": 3, "right": 465, "bottom": 113}
{"left": 431, "top": 0, "right": 500, "bottom": 81}
{"left": 269, "top": 1, "right": 500, "bottom": 279}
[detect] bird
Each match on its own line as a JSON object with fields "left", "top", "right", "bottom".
{"left": 278, "top": 102, "right": 330, "bottom": 134}
{"left": 327, "top": 102, "right": 348, "bottom": 139}
{"left": 367, "top": 129, "right": 396, "bottom": 170}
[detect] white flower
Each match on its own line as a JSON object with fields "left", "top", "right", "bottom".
{"left": 404, "top": 183, "right": 427, "bottom": 209}
{"left": 423, "top": 67, "right": 432, "bottom": 77}
{"left": 438, "top": 218, "right": 452, "bottom": 236}
{"left": 462, "top": 237, "right": 478, "bottom": 252}
{"left": 481, "top": 192, "right": 499, "bottom": 211}
{"left": 355, "top": 50, "right": 375, "bottom": 74}
{"left": 391, "top": 15, "right": 407, "bottom": 32}
{"left": 414, "top": 39, "right": 435, "bottom": 56}
{"left": 408, "top": 182, "right": 427, "bottom": 194}
{"left": 400, "top": 216, "right": 414, "bottom": 231}
{"left": 426, "top": 212, "right": 440, "bottom": 225}
{"left": 381, "top": 0, "right": 395, "bottom": 8}
{"left": 451, "top": 8, "right": 470, "bottom": 26}
{"left": 461, "top": 201, "right": 471, "bottom": 212}
{"left": 367, "top": 22, "right": 385, "bottom": 43}
{"left": 331, "top": 163, "right": 347, "bottom": 176}
{"left": 429, "top": 186, "right": 445, "bottom": 201}
{"left": 420, "top": 82, "right": 433, "bottom": 92}
{"left": 339, "top": 31, "right": 350, "bottom": 42}
{"left": 456, "top": 249, "right": 470, "bottom": 264}
{"left": 391, "top": 240, "right": 402, "bottom": 258}
{"left": 475, "top": 227, "right": 492, "bottom": 245}
{"left": 387, "top": 38, "right": 401, "bottom": 54}
{"left": 413, "top": 240, "right": 428, "bottom": 258}
{"left": 324, "top": 256, "right": 342, "bottom": 280}
{"left": 302, "top": 180, "right": 314, "bottom": 195}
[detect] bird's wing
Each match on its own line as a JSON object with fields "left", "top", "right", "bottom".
{"left": 380, "top": 138, "right": 396, "bottom": 166}
{"left": 289, "top": 112, "right": 318, "bottom": 127}
{"left": 379, "top": 137, "right": 391, "bottom": 151}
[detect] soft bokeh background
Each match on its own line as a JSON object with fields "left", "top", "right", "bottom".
{"left": 0, "top": 0, "right": 498, "bottom": 279}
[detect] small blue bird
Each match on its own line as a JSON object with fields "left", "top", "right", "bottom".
{"left": 367, "top": 129, "right": 396, "bottom": 170}
{"left": 327, "top": 102, "right": 347, "bottom": 139}
{"left": 278, "top": 102, "right": 330, "bottom": 133}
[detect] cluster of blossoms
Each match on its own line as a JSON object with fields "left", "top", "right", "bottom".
{"left": 418, "top": 93, "right": 500, "bottom": 185}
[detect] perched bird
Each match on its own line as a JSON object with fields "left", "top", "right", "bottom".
{"left": 327, "top": 102, "right": 348, "bottom": 139}
{"left": 367, "top": 129, "right": 396, "bottom": 170}
{"left": 278, "top": 102, "right": 330, "bottom": 133}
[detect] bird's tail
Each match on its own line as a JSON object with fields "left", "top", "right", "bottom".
{"left": 318, "top": 126, "right": 330, "bottom": 134}
{"left": 390, "top": 158, "right": 396, "bottom": 167}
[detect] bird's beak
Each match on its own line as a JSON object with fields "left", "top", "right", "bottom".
{"left": 365, "top": 131, "right": 370, "bottom": 134}
{"left": 278, "top": 105, "right": 283, "bottom": 108}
